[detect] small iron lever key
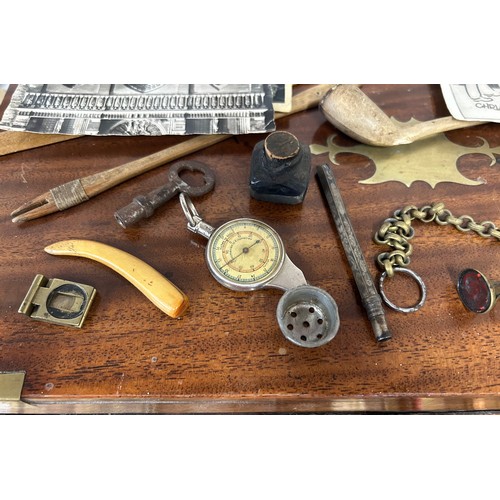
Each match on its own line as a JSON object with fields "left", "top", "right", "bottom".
{"left": 115, "top": 160, "right": 215, "bottom": 227}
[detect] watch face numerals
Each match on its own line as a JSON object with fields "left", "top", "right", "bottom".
{"left": 207, "top": 219, "right": 284, "bottom": 291}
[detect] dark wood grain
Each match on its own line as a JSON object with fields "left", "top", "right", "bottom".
{"left": 1, "top": 84, "right": 500, "bottom": 413}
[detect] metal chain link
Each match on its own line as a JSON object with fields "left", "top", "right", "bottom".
{"left": 375, "top": 202, "right": 500, "bottom": 278}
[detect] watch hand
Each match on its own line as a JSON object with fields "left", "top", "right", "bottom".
{"left": 220, "top": 239, "right": 261, "bottom": 269}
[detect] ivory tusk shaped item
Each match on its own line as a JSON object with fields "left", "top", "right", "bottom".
{"left": 44, "top": 239, "right": 189, "bottom": 318}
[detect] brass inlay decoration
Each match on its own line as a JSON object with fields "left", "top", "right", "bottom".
{"left": 0, "top": 372, "right": 25, "bottom": 401}
{"left": 311, "top": 127, "right": 500, "bottom": 188}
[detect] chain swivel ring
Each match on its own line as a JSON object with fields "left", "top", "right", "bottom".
{"left": 379, "top": 267, "right": 427, "bottom": 313}
{"left": 179, "top": 192, "right": 201, "bottom": 228}
{"left": 179, "top": 193, "right": 215, "bottom": 239}
{"left": 374, "top": 202, "right": 500, "bottom": 313}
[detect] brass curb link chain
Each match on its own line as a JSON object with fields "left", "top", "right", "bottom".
{"left": 375, "top": 202, "right": 500, "bottom": 278}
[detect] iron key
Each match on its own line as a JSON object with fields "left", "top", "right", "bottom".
{"left": 115, "top": 160, "right": 215, "bottom": 228}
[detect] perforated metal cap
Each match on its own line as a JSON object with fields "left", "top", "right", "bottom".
{"left": 276, "top": 285, "right": 339, "bottom": 348}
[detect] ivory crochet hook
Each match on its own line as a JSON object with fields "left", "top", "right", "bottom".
{"left": 45, "top": 239, "right": 189, "bottom": 318}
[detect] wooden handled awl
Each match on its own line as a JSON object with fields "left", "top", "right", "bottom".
{"left": 44, "top": 239, "right": 189, "bottom": 318}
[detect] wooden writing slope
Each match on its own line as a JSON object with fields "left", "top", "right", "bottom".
{"left": 1, "top": 85, "right": 499, "bottom": 414}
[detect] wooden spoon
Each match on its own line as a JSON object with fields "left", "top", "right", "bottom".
{"left": 320, "top": 84, "right": 485, "bottom": 147}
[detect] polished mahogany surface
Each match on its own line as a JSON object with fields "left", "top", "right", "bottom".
{"left": 1, "top": 84, "right": 499, "bottom": 413}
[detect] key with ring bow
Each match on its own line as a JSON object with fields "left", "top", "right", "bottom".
{"left": 114, "top": 160, "right": 215, "bottom": 228}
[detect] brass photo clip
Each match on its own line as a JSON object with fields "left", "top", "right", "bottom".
{"left": 19, "top": 274, "right": 96, "bottom": 328}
